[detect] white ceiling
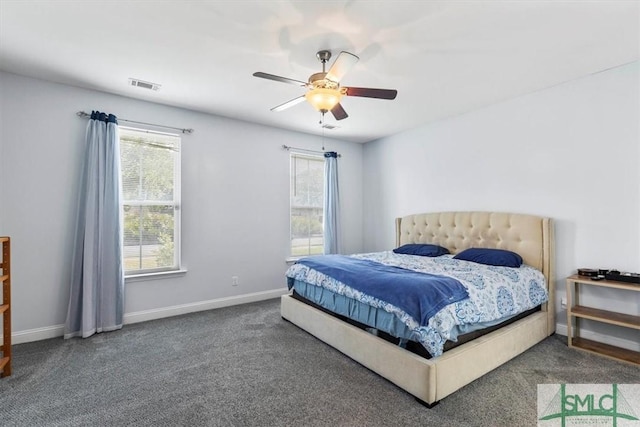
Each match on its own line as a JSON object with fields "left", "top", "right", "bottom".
{"left": 1, "top": 1, "right": 638, "bottom": 143}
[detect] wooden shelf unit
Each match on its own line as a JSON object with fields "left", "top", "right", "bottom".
{"left": 1, "top": 237, "right": 11, "bottom": 377}
{"left": 566, "top": 274, "right": 640, "bottom": 365}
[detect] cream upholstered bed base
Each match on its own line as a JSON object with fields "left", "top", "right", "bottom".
{"left": 281, "top": 212, "right": 555, "bottom": 406}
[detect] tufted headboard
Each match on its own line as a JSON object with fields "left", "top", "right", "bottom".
{"left": 396, "top": 211, "right": 555, "bottom": 333}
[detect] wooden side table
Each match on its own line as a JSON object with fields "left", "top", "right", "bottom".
{"left": 566, "top": 274, "right": 640, "bottom": 365}
{"left": 0, "top": 237, "right": 11, "bottom": 377}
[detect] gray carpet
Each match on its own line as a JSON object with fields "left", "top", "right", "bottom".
{"left": 1, "top": 298, "right": 638, "bottom": 427}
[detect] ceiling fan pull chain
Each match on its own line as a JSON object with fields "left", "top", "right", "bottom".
{"left": 320, "top": 112, "right": 326, "bottom": 151}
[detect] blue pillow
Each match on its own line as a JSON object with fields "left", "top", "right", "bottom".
{"left": 453, "top": 248, "right": 523, "bottom": 267}
{"left": 393, "top": 244, "right": 450, "bottom": 257}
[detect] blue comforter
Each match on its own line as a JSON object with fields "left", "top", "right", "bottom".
{"left": 294, "top": 255, "right": 469, "bottom": 326}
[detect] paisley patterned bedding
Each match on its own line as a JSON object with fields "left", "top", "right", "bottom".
{"left": 285, "top": 251, "right": 548, "bottom": 357}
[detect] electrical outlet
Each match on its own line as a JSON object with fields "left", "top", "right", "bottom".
{"left": 232, "top": 276, "right": 239, "bottom": 286}
{"left": 560, "top": 297, "right": 567, "bottom": 309}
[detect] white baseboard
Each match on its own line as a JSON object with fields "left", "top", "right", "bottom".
{"left": 555, "top": 323, "right": 640, "bottom": 352}
{"left": 7, "top": 288, "right": 289, "bottom": 345}
{"left": 12, "top": 324, "right": 65, "bottom": 345}
{"left": 123, "top": 288, "right": 289, "bottom": 324}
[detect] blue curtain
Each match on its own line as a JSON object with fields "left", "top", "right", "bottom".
{"left": 64, "top": 111, "right": 124, "bottom": 339}
{"left": 323, "top": 151, "right": 341, "bottom": 254}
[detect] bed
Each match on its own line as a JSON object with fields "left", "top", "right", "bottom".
{"left": 281, "top": 211, "right": 555, "bottom": 406}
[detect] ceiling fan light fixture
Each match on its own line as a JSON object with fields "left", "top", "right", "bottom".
{"left": 253, "top": 50, "right": 396, "bottom": 120}
{"left": 305, "top": 87, "right": 342, "bottom": 112}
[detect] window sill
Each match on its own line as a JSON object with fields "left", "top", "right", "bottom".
{"left": 125, "top": 269, "right": 187, "bottom": 283}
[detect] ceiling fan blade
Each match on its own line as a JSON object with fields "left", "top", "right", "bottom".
{"left": 325, "top": 51, "right": 359, "bottom": 83}
{"left": 253, "top": 72, "right": 308, "bottom": 87}
{"left": 344, "top": 87, "right": 397, "bottom": 100}
{"left": 271, "top": 95, "right": 306, "bottom": 112}
{"left": 330, "top": 103, "right": 348, "bottom": 121}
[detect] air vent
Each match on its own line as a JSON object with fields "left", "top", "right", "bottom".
{"left": 322, "top": 124, "right": 339, "bottom": 130}
{"left": 128, "top": 78, "right": 161, "bottom": 91}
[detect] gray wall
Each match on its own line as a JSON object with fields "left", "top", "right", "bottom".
{"left": 0, "top": 71, "right": 363, "bottom": 339}
{"left": 362, "top": 61, "right": 640, "bottom": 350}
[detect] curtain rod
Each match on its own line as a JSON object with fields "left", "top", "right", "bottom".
{"left": 282, "top": 145, "right": 341, "bottom": 157}
{"left": 77, "top": 111, "right": 194, "bottom": 134}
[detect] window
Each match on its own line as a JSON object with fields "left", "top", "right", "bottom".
{"left": 290, "top": 153, "right": 324, "bottom": 256}
{"left": 120, "top": 127, "right": 181, "bottom": 275}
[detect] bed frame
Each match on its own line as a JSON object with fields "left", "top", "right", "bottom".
{"left": 281, "top": 211, "right": 555, "bottom": 406}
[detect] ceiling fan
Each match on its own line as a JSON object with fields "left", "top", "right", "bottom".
{"left": 253, "top": 50, "right": 397, "bottom": 121}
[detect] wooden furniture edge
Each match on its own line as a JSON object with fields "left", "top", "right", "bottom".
{"left": 1, "top": 236, "right": 10, "bottom": 377}
{"left": 565, "top": 275, "right": 640, "bottom": 365}
{"left": 566, "top": 274, "right": 640, "bottom": 291}
{"left": 570, "top": 337, "right": 640, "bottom": 365}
